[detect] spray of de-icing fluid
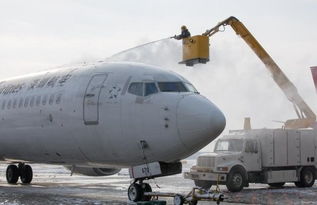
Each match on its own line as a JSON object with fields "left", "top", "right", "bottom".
{"left": 106, "top": 37, "right": 172, "bottom": 61}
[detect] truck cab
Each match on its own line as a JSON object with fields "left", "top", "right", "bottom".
{"left": 214, "top": 135, "right": 261, "bottom": 171}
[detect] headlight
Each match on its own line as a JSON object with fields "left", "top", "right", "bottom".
{"left": 217, "top": 167, "right": 229, "bottom": 171}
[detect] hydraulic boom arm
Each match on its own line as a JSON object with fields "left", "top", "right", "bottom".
{"left": 202, "top": 16, "right": 316, "bottom": 129}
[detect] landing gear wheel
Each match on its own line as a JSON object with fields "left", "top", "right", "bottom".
{"left": 268, "top": 182, "right": 285, "bottom": 188}
{"left": 194, "top": 180, "right": 212, "bottom": 190}
{"left": 174, "top": 194, "right": 185, "bottom": 205}
{"left": 6, "top": 165, "right": 19, "bottom": 184}
{"left": 299, "top": 167, "right": 315, "bottom": 187}
{"left": 226, "top": 167, "right": 246, "bottom": 192}
{"left": 128, "top": 183, "right": 143, "bottom": 202}
{"left": 20, "top": 165, "right": 33, "bottom": 184}
{"left": 141, "top": 183, "right": 152, "bottom": 201}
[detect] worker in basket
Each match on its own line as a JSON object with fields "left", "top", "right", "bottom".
{"left": 173, "top": 25, "right": 191, "bottom": 40}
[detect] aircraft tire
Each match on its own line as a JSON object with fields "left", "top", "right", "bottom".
{"left": 141, "top": 183, "right": 152, "bottom": 201}
{"left": 128, "top": 183, "right": 143, "bottom": 202}
{"left": 6, "top": 165, "right": 19, "bottom": 184}
{"left": 20, "top": 164, "right": 33, "bottom": 184}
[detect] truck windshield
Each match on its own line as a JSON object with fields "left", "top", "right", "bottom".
{"left": 215, "top": 139, "right": 243, "bottom": 152}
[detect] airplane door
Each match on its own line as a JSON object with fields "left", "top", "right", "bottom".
{"left": 83, "top": 74, "right": 107, "bottom": 125}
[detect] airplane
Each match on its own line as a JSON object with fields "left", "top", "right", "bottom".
{"left": 0, "top": 61, "right": 225, "bottom": 202}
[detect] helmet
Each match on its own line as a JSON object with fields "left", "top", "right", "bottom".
{"left": 181, "top": 25, "right": 187, "bottom": 30}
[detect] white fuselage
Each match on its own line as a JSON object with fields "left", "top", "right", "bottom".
{"left": 0, "top": 62, "right": 225, "bottom": 169}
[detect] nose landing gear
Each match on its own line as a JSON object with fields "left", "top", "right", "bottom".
{"left": 6, "top": 163, "right": 33, "bottom": 184}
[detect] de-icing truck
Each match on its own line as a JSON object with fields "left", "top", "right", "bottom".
{"left": 177, "top": 17, "right": 317, "bottom": 192}
{"left": 184, "top": 128, "right": 317, "bottom": 192}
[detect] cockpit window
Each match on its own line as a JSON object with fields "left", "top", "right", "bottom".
{"left": 128, "top": 81, "right": 197, "bottom": 96}
{"left": 145, "top": 83, "right": 158, "bottom": 96}
{"left": 158, "top": 82, "right": 188, "bottom": 92}
{"left": 128, "top": 82, "right": 143, "bottom": 96}
{"left": 184, "top": 83, "right": 199, "bottom": 93}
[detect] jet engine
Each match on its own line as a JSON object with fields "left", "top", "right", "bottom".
{"left": 65, "top": 166, "right": 121, "bottom": 176}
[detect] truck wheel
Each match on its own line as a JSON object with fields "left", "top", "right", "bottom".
{"left": 300, "top": 167, "right": 315, "bottom": 187}
{"left": 226, "top": 167, "right": 246, "bottom": 192}
{"left": 194, "top": 180, "right": 212, "bottom": 190}
{"left": 294, "top": 181, "right": 304, "bottom": 188}
{"left": 268, "top": 182, "right": 285, "bottom": 188}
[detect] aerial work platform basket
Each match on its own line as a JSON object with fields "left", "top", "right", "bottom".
{"left": 179, "top": 35, "right": 210, "bottom": 66}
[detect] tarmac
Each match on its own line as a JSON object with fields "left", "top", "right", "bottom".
{"left": 0, "top": 164, "right": 316, "bottom": 205}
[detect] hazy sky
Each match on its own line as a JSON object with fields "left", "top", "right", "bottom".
{"left": 1, "top": 0, "right": 317, "bottom": 136}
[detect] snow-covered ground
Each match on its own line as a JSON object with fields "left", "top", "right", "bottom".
{"left": 0, "top": 164, "right": 316, "bottom": 204}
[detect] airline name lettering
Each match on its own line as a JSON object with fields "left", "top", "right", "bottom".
{"left": 0, "top": 74, "right": 72, "bottom": 95}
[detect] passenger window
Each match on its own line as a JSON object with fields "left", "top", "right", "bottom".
{"left": 13, "top": 99, "right": 17, "bottom": 109}
{"left": 1, "top": 100, "right": 5, "bottom": 110}
{"left": 24, "top": 97, "right": 29, "bottom": 108}
{"left": 36, "top": 96, "right": 41, "bottom": 106}
{"left": 145, "top": 83, "right": 158, "bottom": 96}
{"left": 18, "top": 98, "right": 23, "bottom": 108}
{"left": 128, "top": 83, "right": 143, "bottom": 96}
{"left": 7, "top": 100, "right": 11, "bottom": 109}
{"left": 49, "top": 94, "right": 55, "bottom": 105}
{"left": 42, "top": 95, "right": 47, "bottom": 105}
{"left": 30, "top": 96, "right": 35, "bottom": 107}
{"left": 56, "top": 93, "right": 62, "bottom": 104}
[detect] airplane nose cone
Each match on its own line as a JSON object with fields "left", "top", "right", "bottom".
{"left": 177, "top": 95, "right": 226, "bottom": 149}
